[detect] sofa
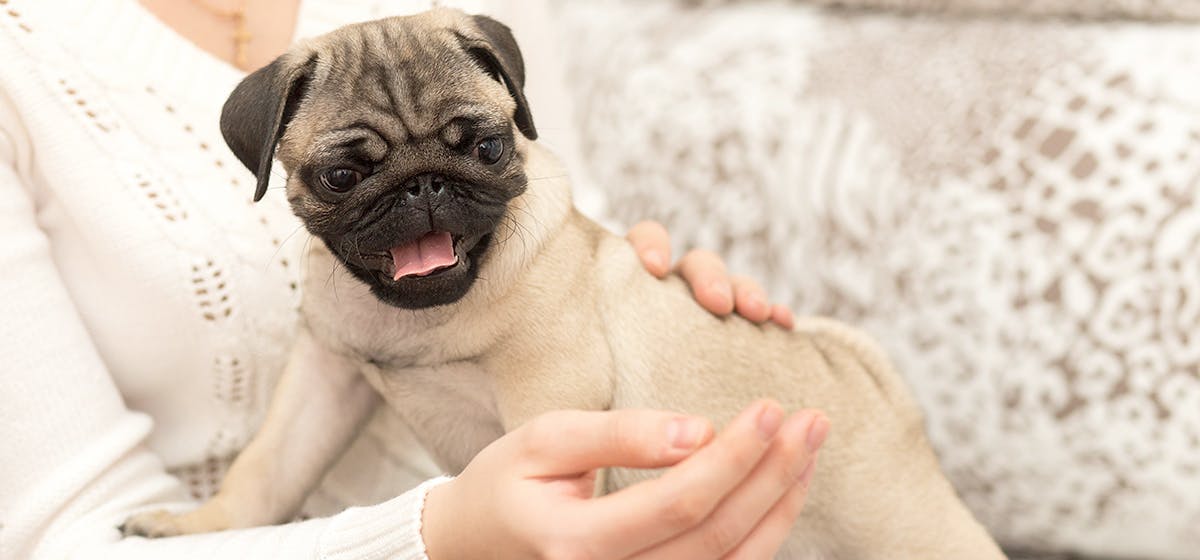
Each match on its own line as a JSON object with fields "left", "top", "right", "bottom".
{"left": 554, "top": 1, "right": 1200, "bottom": 558}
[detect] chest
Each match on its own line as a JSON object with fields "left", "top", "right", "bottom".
{"left": 360, "top": 360, "right": 506, "bottom": 473}
{"left": 0, "top": 31, "right": 306, "bottom": 464}
{"left": 298, "top": 246, "right": 514, "bottom": 471}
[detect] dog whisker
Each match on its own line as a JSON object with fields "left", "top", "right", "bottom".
{"left": 265, "top": 224, "right": 309, "bottom": 269}
{"left": 525, "top": 173, "right": 567, "bottom": 182}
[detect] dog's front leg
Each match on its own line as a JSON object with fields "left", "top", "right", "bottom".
{"left": 482, "top": 325, "right": 615, "bottom": 498}
{"left": 120, "top": 329, "right": 377, "bottom": 537}
{"left": 484, "top": 319, "right": 614, "bottom": 432}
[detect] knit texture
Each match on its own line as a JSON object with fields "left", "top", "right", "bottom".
{"left": 558, "top": 1, "right": 1200, "bottom": 558}
{"left": 802, "top": 0, "right": 1200, "bottom": 20}
{"left": 319, "top": 476, "right": 452, "bottom": 560}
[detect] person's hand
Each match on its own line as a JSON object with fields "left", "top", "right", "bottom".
{"left": 626, "top": 221, "right": 795, "bottom": 329}
{"left": 422, "top": 400, "right": 829, "bottom": 559}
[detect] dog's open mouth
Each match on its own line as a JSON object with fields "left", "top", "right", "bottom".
{"left": 342, "top": 227, "right": 494, "bottom": 307}
{"left": 389, "top": 231, "right": 461, "bottom": 280}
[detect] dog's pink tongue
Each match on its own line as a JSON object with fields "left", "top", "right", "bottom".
{"left": 390, "top": 231, "right": 457, "bottom": 280}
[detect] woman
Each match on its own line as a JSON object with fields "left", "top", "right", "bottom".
{"left": 0, "top": 0, "right": 827, "bottom": 558}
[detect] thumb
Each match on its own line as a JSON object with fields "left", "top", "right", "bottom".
{"left": 511, "top": 409, "right": 714, "bottom": 477}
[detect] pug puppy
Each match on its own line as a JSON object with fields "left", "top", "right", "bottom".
{"left": 121, "top": 9, "right": 1004, "bottom": 559}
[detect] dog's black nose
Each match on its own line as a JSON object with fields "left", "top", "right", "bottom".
{"left": 402, "top": 173, "right": 448, "bottom": 201}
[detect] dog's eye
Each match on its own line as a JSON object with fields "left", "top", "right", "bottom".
{"left": 320, "top": 168, "right": 364, "bottom": 193}
{"left": 474, "top": 137, "right": 504, "bottom": 165}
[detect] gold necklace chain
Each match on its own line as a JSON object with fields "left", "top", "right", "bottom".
{"left": 189, "top": 0, "right": 252, "bottom": 69}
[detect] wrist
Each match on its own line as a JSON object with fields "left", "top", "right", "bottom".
{"left": 421, "top": 477, "right": 458, "bottom": 560}
{"left": 318, "top": 475, "right": 452, "bottom": 560}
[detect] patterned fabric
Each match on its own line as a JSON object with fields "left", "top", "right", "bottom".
{"left": 558, "top": 1, "right": 1200, "bottom": 558}
{"left": 797, "top": 0, "right": 1200, "bottom": 20}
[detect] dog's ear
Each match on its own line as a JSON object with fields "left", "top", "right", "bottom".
{"left": 220, "top": 55, "right": 317, "bottom": 202}
{"left": 464, "top": 15, "right": 537, "bottom": 140}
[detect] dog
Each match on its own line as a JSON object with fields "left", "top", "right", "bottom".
{"left": 120, "top": 9, "right": 1004, "bottom": 559}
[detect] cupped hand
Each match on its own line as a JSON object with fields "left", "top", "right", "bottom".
{"left": 626, "top": 221, "right": 794, "bottom": 329}
{"left": 421, "top": 401, "right": 829, "bottom": 559}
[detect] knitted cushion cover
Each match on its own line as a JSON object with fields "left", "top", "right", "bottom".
{"left": 559, "top": 1, "right": 1200, "bottom": 558}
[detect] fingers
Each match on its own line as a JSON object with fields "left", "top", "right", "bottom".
{"left": 512, "top": 409, "right": 714, "bottom": 477}
{"left": 724, "top": 454, "right": 821, "bottom": 560}
{"left": 627, "top": 221, "right": 672, "bottom": 278}
{"left": 636, "top": 411, "right": 829, "bottom": 559}
{"left": 769, "top": 304, "right": 795, "bottom": 330}
{"left": 677, "top": 252, "right": 796, "bottom": 328}
{"left": 676, "top": 249, "right": 735, "bottom": 316}
{"left": 579, "top": 400, "right": 784, "bottom": 559}
{"left": 731, "top": 276, "right": 771, "bottom": 324}
{"left": 628, "top": 222, "right": 796, "bottom": 327}
{"left": 733, "top": 277, "right": 796, "bottom": 329}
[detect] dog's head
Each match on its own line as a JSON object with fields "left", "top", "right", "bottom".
{"left": 220, "top": 9, "right": 537, "bottom": 309}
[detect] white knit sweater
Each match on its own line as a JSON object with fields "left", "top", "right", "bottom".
{"left": 0, "top": 1, "right": 587, "bottom": 558}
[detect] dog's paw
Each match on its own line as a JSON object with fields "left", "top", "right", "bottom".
{"left": 118, "top": 510, "right": 189, "bottom": 538}
{"left": 119, "top": 506, "right": 230, "bottom": 538}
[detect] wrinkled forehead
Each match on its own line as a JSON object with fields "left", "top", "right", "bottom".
{"left": 288, "top": 18, "right": 514, "bottom": 149}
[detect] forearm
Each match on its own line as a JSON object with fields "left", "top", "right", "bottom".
{"left": 67, "top": 477, "right": 450, "bottom": 560}
{"left": 2, "top": 335, "right": 449, "bottom": 560}
{"left": 17, "top": 468, "right": 447, "bottom": 560}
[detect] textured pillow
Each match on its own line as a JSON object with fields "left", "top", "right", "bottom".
{"left": 558, "top": 1, "right": 1200, "bottom": 558}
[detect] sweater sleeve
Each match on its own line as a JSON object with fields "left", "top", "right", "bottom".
{"left": 0, "top": 76, "right": 449, "bottom": 560}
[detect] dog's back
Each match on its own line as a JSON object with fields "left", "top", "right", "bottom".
{"left": 577, "top": 219, "right": 1004, "bottom": 559}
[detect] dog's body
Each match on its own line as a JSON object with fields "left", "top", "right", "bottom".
{"left": 121, "top": 9, "right": 1004, "bottom": 558}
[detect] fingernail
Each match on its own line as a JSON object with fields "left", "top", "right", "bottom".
{"left": 746, "top": 294, "right": 765, "bottom": 315}
{"left": 711, "top": 280, "right": 733, "bottom": 308}
{"left": 806, "top": 415, "right": 830, "bottom": 453}
{"left": 668, "top": 418, "right": 705, "bottom": 450}
{"left": 645, "top": 250, "right": 666, "bottom": 272}
{"left": 757, "top": 403, "right": 784, "bottom": 440}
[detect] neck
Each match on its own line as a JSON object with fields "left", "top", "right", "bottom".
{"left": 138, "top": 0, "right": 301, "bottom": 71}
